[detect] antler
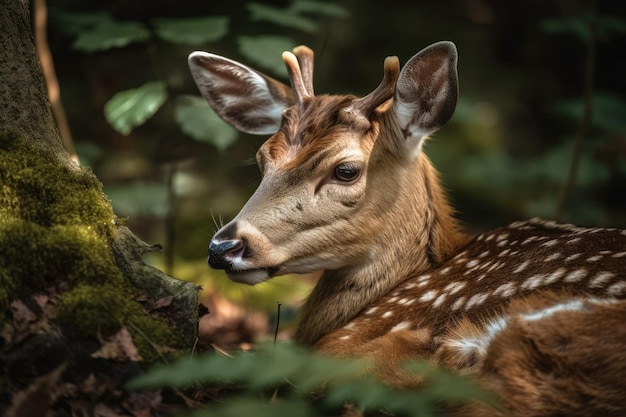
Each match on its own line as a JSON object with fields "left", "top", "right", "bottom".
{"left": 282, "top": 46, "right": 315, "bottom": 104}
{"left": 347, "top": 56, "right": 400, "bottom": 117}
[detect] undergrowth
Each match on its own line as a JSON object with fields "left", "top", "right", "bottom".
{"left": 128, "top": 342, "right": 497, "bottom": 416}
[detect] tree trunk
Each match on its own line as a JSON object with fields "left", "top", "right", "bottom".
{"left": 0, "top": 1, "right": 198, "bottom": 415}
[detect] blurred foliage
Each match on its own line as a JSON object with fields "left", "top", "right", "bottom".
{"left": 127, "top": 342, "right": 496, "bottom": 416}
{"left": 50, "top": 0, "right": 346, "bottom": 145}
{"left": 46, "top": 0, "right": 626, "bottom": 341}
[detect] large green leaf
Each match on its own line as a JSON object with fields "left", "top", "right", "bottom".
{"left": 152, "top": 16, "right": 230, "bottom": 45}
{"left": 290, "top": 0, "right": 349, "bottom": 18}
{"left": 73, "top": 19, "right": 150, "bottom": 52}
{"left": 556, "top": 92, "right": 626, "bottom": 134}
{"left": 175, "top": 95, "right": 238, "bottom": 151}
{"left": 104, "top": 182, "right": 168, "bottom": 217}
{"left": 237, "top": 35, "right": 297, "bottom": 77}
{"left": 48, "top": 9, "right": 114, "bottom": 35}
{"left": 247, "top": 3, "right": 318, "bottom": 33}
{"left": 104, "top": 81, "right": 168, "bottom": 135}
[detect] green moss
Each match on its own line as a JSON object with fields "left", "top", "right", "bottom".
{"left": 0, "top": 130, "right": 182, "bottom": 360}
{"left": 57, "top": 284, "right": 180, "bottom": 362}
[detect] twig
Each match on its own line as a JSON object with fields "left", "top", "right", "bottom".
{"left": 273, "top": 301, "right": 282, "bottom": 361}
{"left": 555, "top": 0, "right": 598, "bottom": 221}
{"left": 34, "top": 0, "right": 78, "bottom": 163}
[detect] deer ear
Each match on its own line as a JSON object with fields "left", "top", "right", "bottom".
{"left": 188, "top": 52, "right": 295, "bottom": 135}
{"left": 392, "top": 41, "right": 458, "bottom": 145}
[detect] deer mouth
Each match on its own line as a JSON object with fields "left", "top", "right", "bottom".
{"left": 224, "top": 265, "right": 282, "bottom": 285}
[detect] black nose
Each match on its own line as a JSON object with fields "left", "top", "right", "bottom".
{"left": 207, "top": 239, "right": 245, "bottom": 269}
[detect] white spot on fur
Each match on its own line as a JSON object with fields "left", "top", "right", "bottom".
{"left": 499, "top": 249, "right": 511, "bottom": 257}
{"left": 487, "top": 261, "right": 504, "bottom": 272}
{"left": 599, "top": 250, "right": 612, "bottom": 255}
{"left": 522, "top": 300, "right": 585, "bottom": 321}
{"left": 432, "top": 293, "right": 447, "bottom": 308}
{"left": 589, "top": 271, "right": 615, "bottom": 288}
{"left": 513, "top": 260, "right": 529, "bottom": 274}
{"left": 466, "top": 259, "right": 480, "bottom": 268}
{"left": 542, "top": 239, "right": 559, "bottom": 247}
{"left": 612, "top": 251, "right": 626, "bottom": 258}
{"left": 397, "top": 298, "right": 410, "bottom": 305}
{"left": 563, "top": 269, "right": 588, "bottom": 283}
{"left": 420, "top": 290, "right": 438, "bottom": 302}
{"left": 497, "top": 240, "right": 509, "bottom": 247}
{"left": 388, "top": 297, "right": 399, "bottom": 303}
{"left": 544, "top": 252, "right": 562, "bottom": 262}
{"left": 404, "top": 299, "right": 416, "bottom": 306}
{"left": 444, "top": 282, "right": 466, "bottom": 295}
{"left": 451, "top": 296, "right": 466, "bottom": 311}
{"left": 390, "top": 321, "right": 412, "bottom": 333}
{"left": 567, "top": 237, "right": 581, "bottom": 244}
{"left": 439, "top": 266, "right": 452, "bottom": 275}
{"left": 343, "top": 322, "right": 356, "bottom": 330}
{"left": 365, "top": 307, "right": 378, "bottom": 315}
{"left": 417, "top": 274, "right": 431, "bottom": 282}
{"left": 565, "top": 253, "right": 582, "bottom": 262}
{"left": 521, "top": 274, "right": 546, "bottom": 290}
{"left": 465, "top": 292, "right": 489, "bottom": 309}
{"left": 479, "top": 250, "right": 490, "bottom": 258}
{"left": 586, "top": 255, "right": 603, "bottom": 262}
{"left": 455, "top": 257, "right": 468, "bottom": 265}
{"left": 544, "top": 268, "right": 567, "bottom": 285}
{"left": 607, "top": 281, "right": 626, "bottom": 296}
{"left": 522, "top": 236, "right": 538, "bottom": 245}
{"left": 493, "top": 282, "right": 516, "bottom": 297}
{"left": 340, "top": 335, "right": 351, "bottom": 340}
{"left": 405, "top": 282, "right": 416, "bottom": 289}
{"left": 382, "top": 311, "right": 393, "bottom": 318}
{"left": 446, "top": 317, "right": 507, "bottom": 359}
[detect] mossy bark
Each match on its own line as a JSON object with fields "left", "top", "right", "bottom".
{"left": 0, "top": 0, "right": 198, "bottom": 412}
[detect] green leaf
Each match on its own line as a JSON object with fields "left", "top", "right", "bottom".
{"left": 73, "top": 19, "right": 150, "bottom": 52}
{"left": 290, "top": 0, "right": 349, "bottom": 18}
{"left": 541, "top": 17, "right": 591, "bottom": 43}
{"left": 238, "top": 35, "right": 297, "bottom": 77}
{"left": 175, "top": 95, "right": 238, "bottom": 151}
{"left": 556, "top": 92, "right": 626, "bottom": 134}
{"left": 247, "top": 3, "right": 318, "bottom": 33}
{"left": 104, "top": 81, "right": 168, "bottom": 135}
{"left": 104, "top": 182, "right": 168, "bottom": 217}
{"left": 48, "top": 8, "right": 114, "bottom": 35}
{"left": 183, "top": 398, "right": 316, "bottom": 417}
{"left": 152, "top": 16, "right": 230, "bottom": 45}
{"left": 598, "top": 15, "right": 626, "bottom": 40}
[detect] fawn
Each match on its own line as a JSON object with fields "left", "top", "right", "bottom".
{"left": 189, "top": 42, "right": 626, "bottom": 416}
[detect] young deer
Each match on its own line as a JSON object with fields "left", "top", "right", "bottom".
{"left": 189, "top": 42, "right": 626, "bottom": 416}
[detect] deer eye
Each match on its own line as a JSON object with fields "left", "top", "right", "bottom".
{"left": 333, "top": 163, "right": 361, "bottom": 182}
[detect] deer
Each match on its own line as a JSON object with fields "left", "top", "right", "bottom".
{"left": 188, "top": 42, "right": 626, "bottom": 416}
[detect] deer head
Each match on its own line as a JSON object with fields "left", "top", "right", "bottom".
{"left": 189, "top": 42, "right": 460, "bottom": 290}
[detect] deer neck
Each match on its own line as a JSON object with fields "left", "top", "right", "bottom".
{"left": 295, "top": 154, "right": 469, "bottom": 346}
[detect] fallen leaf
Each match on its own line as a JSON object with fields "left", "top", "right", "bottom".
{"left": 91, "top": 327, "right": 143, "bottom": 362}
{"left": 148, "top": 295, "right": 174, "bottom": 311}
{"left": 6, "top": 363, "right": 66, "bottom": 417}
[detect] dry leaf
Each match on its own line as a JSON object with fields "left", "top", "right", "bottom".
{"left": 91, "top": 327, "right": 142, "bottom": 362}
{"left": 6, "top": 363, "right": 66, "bottom": 417}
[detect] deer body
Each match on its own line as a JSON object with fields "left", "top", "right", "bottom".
{"left": 189, "top": 42, "right": 626, "bottom": 416}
